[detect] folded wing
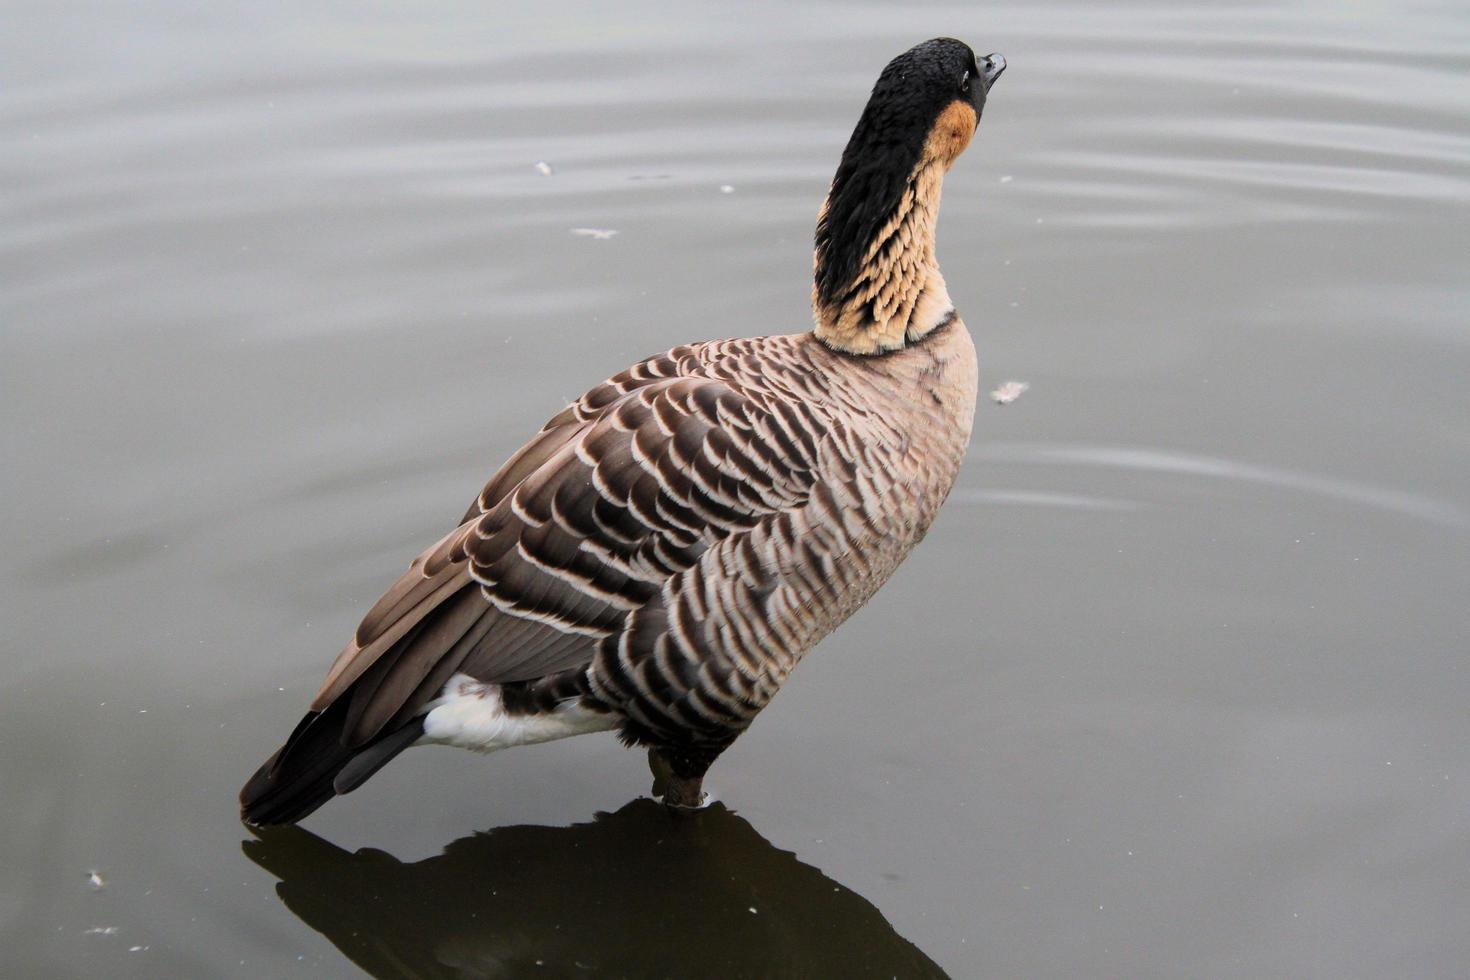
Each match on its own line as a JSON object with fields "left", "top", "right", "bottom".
{"left": 313, "top": 350, "right": 827, "bottom": 749}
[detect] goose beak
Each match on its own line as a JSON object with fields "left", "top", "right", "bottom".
{"left": 981, "top": 53, "right": 1006, "bottom": 87}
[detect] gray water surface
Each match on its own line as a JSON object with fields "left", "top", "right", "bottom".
{"left": 4, "top": 1, "right": 1469, "bottom": 977}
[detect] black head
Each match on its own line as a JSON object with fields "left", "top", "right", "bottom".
{"left": 814, "top": 38, "right": 1005, "bottom": 310}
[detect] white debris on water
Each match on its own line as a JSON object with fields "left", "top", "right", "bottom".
{"left": 129, "top": 945, "right": 150, "bottom": 953}
{"left": 1000, "top": 175, "right": 1013, "bottom": 183}
{"left": 86, "top": 871, "right": 106, "bottom": 890}
{"left": 533, "top": 160, "right": 554, "bottom": 176}
{"left": 990, "top": 380, "right": 1030, "bottom": 405}
{"left": 719, "top": 184, "right": 735, "bottom": 194}
{"left": 571, "top": 228, "right": 618, "bottom": 240}
{"left": 84, "top": 927, "right": 119, "bottom": 936}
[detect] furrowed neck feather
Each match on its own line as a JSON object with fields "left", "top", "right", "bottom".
{"left": 812, "top": 99, "right": 975, "bottom": 356}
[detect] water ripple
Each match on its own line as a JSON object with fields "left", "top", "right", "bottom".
{"left": 950, "top": 488, "right": 1142, "bottom": 512}
{"left": 973, "top": 443, "right": 1470, "bottom": 530}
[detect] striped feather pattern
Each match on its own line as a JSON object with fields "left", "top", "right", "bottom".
{"left": 311, "top": 325, "right": 977, "bottom": 755}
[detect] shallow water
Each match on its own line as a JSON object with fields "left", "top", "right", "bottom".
{"left": 4, "top": 1, "right": 1469, "bottom": 976}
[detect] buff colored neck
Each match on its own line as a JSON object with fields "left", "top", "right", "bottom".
{"left": 812, "top": 100, "right": 975, "bottom": 356}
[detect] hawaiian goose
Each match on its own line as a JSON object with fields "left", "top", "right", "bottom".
{"left": 241, "top": 38, "right": 1006, "bottom": 824}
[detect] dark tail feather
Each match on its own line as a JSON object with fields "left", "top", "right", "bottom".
{"left": 239, "top": 699, "right": 424, "bottom": 827}
{"left": 333, "top": 721, "right": 425, "bottom": 794}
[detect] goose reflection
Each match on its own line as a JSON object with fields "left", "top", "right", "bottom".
{"left": 243, "top": 799, "right": 948, "bottom": 979}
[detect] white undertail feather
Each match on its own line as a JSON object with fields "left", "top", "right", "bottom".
{"left": 420, "top": 674, "right": 618, "bottom": 753}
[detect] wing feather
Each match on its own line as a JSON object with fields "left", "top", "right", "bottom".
{"left": 304, "top": 351, "right": 828, "bottom": 746}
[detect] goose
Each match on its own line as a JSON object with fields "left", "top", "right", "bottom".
{"left": 240, "top": 37, "right": 1006, "bottom": 825}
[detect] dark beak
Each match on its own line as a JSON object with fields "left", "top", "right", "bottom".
{"left": 981, "top": 53, "right": 1006, "bottom": 87}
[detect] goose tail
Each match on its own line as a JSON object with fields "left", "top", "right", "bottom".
{"left": 239, "top": 699, "right": 424, "bottom": 826}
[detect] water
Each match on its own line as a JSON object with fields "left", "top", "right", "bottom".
{"left": 4, "top": 1, "right": 1469, "bottom": 976}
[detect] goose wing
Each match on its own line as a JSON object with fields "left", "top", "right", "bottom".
{"left": 312, "top": 346, "right": 827, "bottom": 747}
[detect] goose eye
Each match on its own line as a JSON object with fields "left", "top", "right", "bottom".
{"left": 958, "top": 70, "right": 970, "bottom": 94}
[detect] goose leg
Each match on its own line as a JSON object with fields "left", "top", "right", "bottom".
{"left": 647, "top": 745, "right": 718, "bottom": 808}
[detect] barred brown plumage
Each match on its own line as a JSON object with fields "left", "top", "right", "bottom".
{"left": 239, "top": 37, "right": 1005, "bottom": 824}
